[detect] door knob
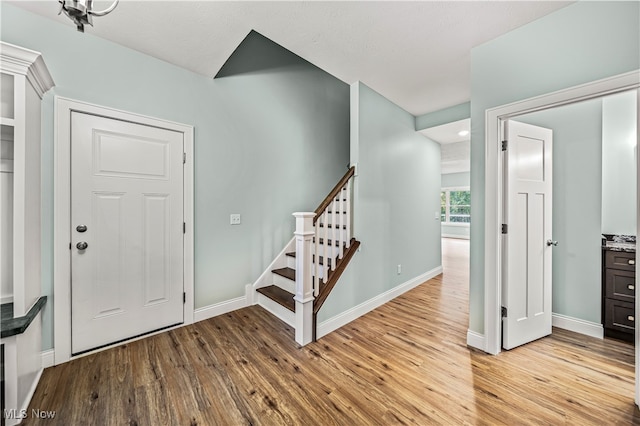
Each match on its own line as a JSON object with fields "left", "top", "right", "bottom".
{"left": 546, "top": 240, "right": 558, "bottom": 246}
{"left": 76, "top": 224, "right": 87, "bottom": 233}
{"left": 76, "top": 241, "right": 88, "bottom": 250}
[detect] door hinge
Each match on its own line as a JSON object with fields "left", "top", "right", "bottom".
{"left": 501, "top": 306, "right": 507, "bottom": 318}
{"left": 502, "top": 140, "right": 508, "bottom": 151}
{"left": 183, "top": 292, "right": 186, "bottom": 304}
{"left": 501, "top": 224, "right": 508, "bottom": 234}
{"left": 69, "top": 242, "right": 72, "bottom": 250}
{"left": 183, "top": 222, "right": 186, "bottom": 234}
{"left": 183, "top": 153, "right": 186, "bottom": 164}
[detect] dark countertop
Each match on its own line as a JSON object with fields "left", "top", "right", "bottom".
{"left": 603, "top": 241, "right": 636, "bottom": 253}
{"left": 1, "top": 296, "right": 47, "bottom": 338}
{"left": 602, "top": 234, "right": 636, "bottom": 252}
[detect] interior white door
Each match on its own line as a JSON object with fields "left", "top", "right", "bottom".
{"left": 71, "top": 112, "right": 184, "bottom": 354}
{"left": 502, "top": 120, "right": 553, "bottom": 350}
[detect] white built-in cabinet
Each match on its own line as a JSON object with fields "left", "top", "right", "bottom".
{"left": 1, "top": 41, "right": 54, "bottom": 425}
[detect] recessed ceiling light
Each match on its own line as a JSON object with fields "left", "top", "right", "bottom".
{"left": 458, "top": 130, "right": 469, "bottom": 137}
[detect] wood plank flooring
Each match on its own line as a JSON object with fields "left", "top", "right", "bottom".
{"left": 23, "top": 238, "right": 640, "bottom": 425}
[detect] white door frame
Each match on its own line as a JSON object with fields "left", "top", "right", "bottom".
{"left": 54, "top": 97, "right": 195, "bottom": 365}
{"left": 484, "top": 70, "right": 639, "bottom": 356}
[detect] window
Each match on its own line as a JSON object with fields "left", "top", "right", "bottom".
{"left": 441, "top": 188, "right": 470, "bottom": 224}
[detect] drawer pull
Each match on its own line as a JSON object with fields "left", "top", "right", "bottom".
{"left": 629, "top": 284, "right": 635, "bottom": 290}
{"left": 628, "top": 315, "right": 635, "bottom": 322}
{"left": 629, "top": 259, "right": 636, "bottom": 265}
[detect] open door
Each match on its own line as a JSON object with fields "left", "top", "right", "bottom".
{"left": 502, "top": 120, "right": 554, "bottom": 350}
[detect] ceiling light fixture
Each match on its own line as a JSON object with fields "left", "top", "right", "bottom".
{"left": 458, "top": 130, "right": 470, "bottom": 137}
{"left": 58, "top": 0, "right": 119, "bottom": 33}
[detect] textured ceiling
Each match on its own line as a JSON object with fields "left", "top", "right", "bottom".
{"left": 9, "top": 1, "right": 571, "bottom": 116}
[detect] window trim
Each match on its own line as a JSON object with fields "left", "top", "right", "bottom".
{"left": 441, "top": 186, "right": 471, "bottom": 227}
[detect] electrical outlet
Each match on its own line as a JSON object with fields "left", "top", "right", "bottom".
{"left": 230, "top": 214, "right": 241, "bottom": 225}
{"left": 397, "top": 264, "right": 402, "bottom": 275}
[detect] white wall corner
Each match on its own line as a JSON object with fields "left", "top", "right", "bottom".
{"left": 41, "top": 349, "right": 55, "bottom": 369}
{"left": 552, "top": 313, "right": 604, "bottom": 339}
{"left": 317, "top": 266, "right": 443, "bottom": 339}
{"left": 466, "top": 330, "right": 485, "bottom": 351}
{"left": 245, "top": 283, "right": 255, "bottom": 305}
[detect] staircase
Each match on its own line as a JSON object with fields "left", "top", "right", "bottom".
{"left": 255, "top": 166, "right": 360, "bottom": 345}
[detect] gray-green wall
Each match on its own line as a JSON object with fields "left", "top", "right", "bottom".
{"left": 602, "top": 91, "right": 638, "bottom": 236}
{"left": 318, "top": 82, "right": 442, "bottom": 321}
{"left": 1, "top": 4, "right": 350, "bottom": 349}
{"left": 469, "top": 1, "right": 640, "bottom": 334}
{"left": 518, "top": 100, "right": 603, "bottom": 323}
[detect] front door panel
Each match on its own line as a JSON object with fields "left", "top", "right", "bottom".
{"left": 71, "top": 112, "right": 184, "bottom": 354}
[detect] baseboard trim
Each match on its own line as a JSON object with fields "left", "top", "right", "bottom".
{"left": 552, "top": 313, "right": 603, "bottom": 339}
{"left": 466, "top": 330, "right": 485, "bottom": 351}
{"left": 194, "top": 285, "right": 251, "bottom": 323}
{"left": 317, "top": 266, "right": 443, "bottom": 339}
{"left": 41, "top": 349, "right": 55, "bottom": 369}
{"left": 441, "top": 234, "right": 470, "bottom": 240}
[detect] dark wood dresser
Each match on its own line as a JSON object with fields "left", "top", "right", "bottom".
{"left": 602, "top": 240, "right": 636, "bottom": 343}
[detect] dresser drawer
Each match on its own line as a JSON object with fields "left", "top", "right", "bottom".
{"left": 604, "top": 298, "right": 635, "bottom": 333}
{"left": 605, "top": 250, "right": 636, "bottom": 271}
{"left": 605, "top": 269, "right": 636, "bottom": 302}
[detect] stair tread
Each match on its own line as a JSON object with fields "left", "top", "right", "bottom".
{"left": 272, "top": 267, "right": 296, "bottom": 281}
{"left": 256, "top": 285, "right": 295, "bottom": 312}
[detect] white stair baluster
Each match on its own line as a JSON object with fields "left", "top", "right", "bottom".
{"left": 331, "top": 199, "right": 337, "bottom": 271}
{"left": 339, "top": 186, "right": 345, "bottom": 259}
{"left": 345, "top": 179, "right": 352, "bottom": 248}
{"left": 323, "top": 207, "right": 329, "bottom": 283}
{"left": 313, "top": 218, "right": 318, "bottom": 296}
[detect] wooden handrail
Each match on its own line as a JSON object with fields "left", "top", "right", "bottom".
{"left": 313, "top": 166, "right": 355, "bottom": 224}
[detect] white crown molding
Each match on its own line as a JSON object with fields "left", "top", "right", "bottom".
{"left": 1, "top": 41, "right": 55, "bottom": 98}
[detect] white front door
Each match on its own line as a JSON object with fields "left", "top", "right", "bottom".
{"left": 71, "top": 112, "right": 184, "bottom": 354}
{"left": 502, "top": 120, "right": 553, "bottom": 350}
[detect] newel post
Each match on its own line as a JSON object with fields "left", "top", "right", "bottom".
{"left": 292, "top": 212, "right": 316, "bottom": 346}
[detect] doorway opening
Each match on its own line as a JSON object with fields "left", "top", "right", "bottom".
{"left": 54, "top": 97, "right": 195, "bottom": 365}
{"left": 483, "top": 70, "right": 639, "bottom": 402}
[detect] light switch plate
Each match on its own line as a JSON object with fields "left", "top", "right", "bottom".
{"left": 230, "top": 214, "right": 241, "bottom": 225}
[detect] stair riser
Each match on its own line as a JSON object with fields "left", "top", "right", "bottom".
{"left": 256, "top": 293, "right": 295, "bottom": 326}
{"left": 273, "top": 273, "right": 295, "bottom": 293}
{"left": 274, "top": 264, "right": 330, "bottom": 288}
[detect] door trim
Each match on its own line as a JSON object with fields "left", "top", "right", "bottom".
{"left": 54, "top": 97, "right": 195, "bottom": 365}
{"left": 483, "top": 70, "right": 640, "bottom": 356}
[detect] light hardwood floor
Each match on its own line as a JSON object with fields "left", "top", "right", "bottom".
{"left": 23, "top": 238, "right": 639, "bottom": 425}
